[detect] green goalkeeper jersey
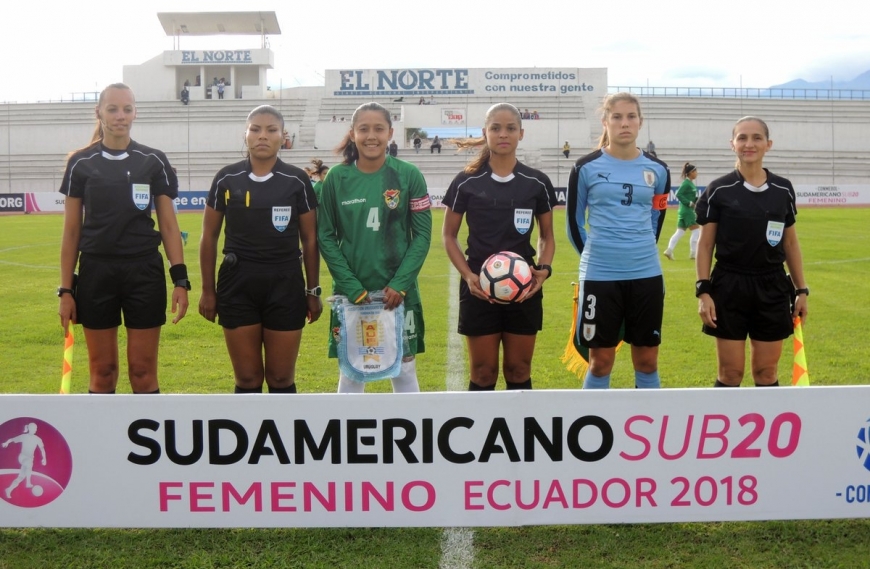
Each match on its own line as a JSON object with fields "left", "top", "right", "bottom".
{"left": 318, "top": 156, "right": 432, "bottom": 305}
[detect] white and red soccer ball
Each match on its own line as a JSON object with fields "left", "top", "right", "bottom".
{"left": 479, "top": 251, "right": 533, "bottom": 303}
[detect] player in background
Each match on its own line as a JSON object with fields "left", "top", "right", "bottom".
{"left": 318, "top": 102, "right": 432, "bottom": 393}
{"left": 304, "top": 159, "right": 329, "bottom": 201}
{"left": 199, "top": 105, "right": 320, "bottom": 394}
{"left": 663, "top": 162, "right": 701, "bottom": 260}
{"left": 695, "top": 116, "right": 808, "bottom": 387}
{"left": 58, "top": 83, "right": 188, "bottom": 394}
{"left": 566, "top": 92, "right": 670, "bottom": 390}
{"left": 442, "top": 103, "right": 556, "bottom": 391}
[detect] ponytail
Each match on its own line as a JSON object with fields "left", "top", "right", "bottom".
{"left": 456, "top": 137, "right": 489, "bottom": 173}
{"left": 334, "top": 131, "right": 358, "bottom": 165}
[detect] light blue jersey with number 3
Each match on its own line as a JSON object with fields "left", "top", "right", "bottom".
{"left": 566, "top": 149, "right": 670, "bottom": 280}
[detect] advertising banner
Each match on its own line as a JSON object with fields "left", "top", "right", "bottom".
{"left": 2, "top": 388, "right": 869, "bottom": 528}
{"left": 0, "top": 194, "right": 24, "bottom": 213}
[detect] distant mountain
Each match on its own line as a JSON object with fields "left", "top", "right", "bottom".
{"left": 771, "top": 69, "right": 870, "bottom": 90}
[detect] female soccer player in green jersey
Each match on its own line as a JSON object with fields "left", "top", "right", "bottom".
{"left": 318, "top": 102, "right": 433, "bottom": 393}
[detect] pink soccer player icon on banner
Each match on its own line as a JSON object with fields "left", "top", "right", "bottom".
{"left": 0, "top": 417, "right": 73, "bottom": 508}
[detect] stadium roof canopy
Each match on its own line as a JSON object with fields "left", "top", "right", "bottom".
{"left": 157, "top": 12, "right": 281, "bottom": 37}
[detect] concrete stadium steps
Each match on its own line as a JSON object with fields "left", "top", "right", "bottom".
{"left": 642, "top": 97, "right": 870, "bottom": 122}
{"left": 317, "top": 95, "right": 587, "bottom": 122}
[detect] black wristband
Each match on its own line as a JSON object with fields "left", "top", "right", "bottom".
{"left": 535, "top": 264, "right": 553, "bottom": 279}
{"left": 169, "top": 264, "right": 188, "bottom": 282}
{"left": 695, "top": 279, "right": 713, "bottom": 298}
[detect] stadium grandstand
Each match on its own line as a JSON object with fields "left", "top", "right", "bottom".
{"left": 1, "top": 11, "right": 868, "bottom": 206}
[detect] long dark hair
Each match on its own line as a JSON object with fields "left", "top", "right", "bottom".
{"left": 681, "top": 162, "right": 697, "bottom": 179}
{"left": 334, "top": 102, "right": 393, "bottom": 165}
{"left": 456, "top": 103, "right": 523, "bottom": 174}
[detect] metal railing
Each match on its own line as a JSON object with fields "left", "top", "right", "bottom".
{"left": 608, "top": 86, "right": 870, "bottom": 100}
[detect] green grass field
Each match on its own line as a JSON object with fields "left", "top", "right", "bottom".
{"left": 1, "top": 208, "right": 869, "bottom": 568}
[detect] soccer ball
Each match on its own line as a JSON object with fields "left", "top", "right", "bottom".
{"left": 479, "top": 251, "right": 533, "bottom": 303}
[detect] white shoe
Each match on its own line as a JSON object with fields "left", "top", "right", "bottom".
{"left": 663, "top": 249, "right": 674, "bottom": 260}
{"left": 689, "top": 253, "right": 696, "bottom": 260}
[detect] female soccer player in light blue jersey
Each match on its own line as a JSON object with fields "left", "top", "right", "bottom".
{"left": 566, "top": 93, "right": 671, "bottom": 390}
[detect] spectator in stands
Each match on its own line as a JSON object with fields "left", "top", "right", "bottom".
{"left": 318, "top": 102, "right": 431, "bottom": 394}
{"left": 419, "top": 97, "right": 426, "bottom": 105}
{"left": 195, "top": 75, "right": 201, "bottom": 87}
{"left": 532, "top": 110, "right": 539, "bottom": 119}
{"left": 563, "top": 141, "right": 570, "bottom": 159}
{"left": 183, "top": 79, "right": 191, "bottom": 88}
{"left": 663, "top": 162, "right": 700, "bottom": 260}
{"left": 695, "top": 116, "right": 808, "bottom": 388}
{"left": 522, "top": 109, "right": 530, "bottom": 119}
{"left": 646, "top": 140, "right": 657, "bottom": 157}
{"left": 180, "top": 86, "right": 189, "bottom": 105}
{"left": 566, "top": 92, "right": 670, "bottom": 390}
{"left": 430, "top": 136, "right": 442, "bottom": 154}
{"left": 413, "top": 135, "right": 422, "bottom": 154}
{"left": 429, "top": 95, "right": 435, "bottom": 105}
{"left": 442, "top": 103, "right": 557, "bottom": 391}
{"left": 331, "top": 115, "right": 337, "bottom": 122}
{"left": 218, "top": 79, "right": 225, "bottom": 100}
{"left": 59, "top": 83, "right": 188, "bottom": 394}
{"left": 283, "top": 129, "right": 292, "bottom": 149}
{"left": 389, "top": 140, "right": 398, "bottom": 157}
{"left": 199, "top": 105, "right": 321, "bottom": 394}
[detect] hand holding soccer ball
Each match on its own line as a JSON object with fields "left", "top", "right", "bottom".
{"left": 479, "top": 252, "right": 533, "bottom": 303}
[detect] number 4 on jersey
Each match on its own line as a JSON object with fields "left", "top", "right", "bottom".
{"left": 366, "top": 207, "right": 380, "bottom": 231}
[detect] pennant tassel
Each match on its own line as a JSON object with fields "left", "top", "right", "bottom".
{"left": 561, "top": 282, "right": 590, "bottom": 378}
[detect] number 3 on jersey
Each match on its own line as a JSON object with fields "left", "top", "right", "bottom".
{"left": 366, "top": 207, "right": 380, "bottom": 231}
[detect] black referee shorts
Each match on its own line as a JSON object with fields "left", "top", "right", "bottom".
{"left": 457, "top": 279, "right": 543, "bottom": 336}
{"left": 216, "top": 256, "right": 307, "bottom": 331}
{"left": 704, "top": 266, "right": 793, "bottom": 342}
{"left": 76, "top": 251, "right": 167, "bottom": 330}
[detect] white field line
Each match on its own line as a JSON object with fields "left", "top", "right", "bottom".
{"left": 439, "top": 264, "right": 474, "bottom": 569}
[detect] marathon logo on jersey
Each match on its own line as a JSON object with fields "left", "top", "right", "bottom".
{"left": 410, "top": 195, "right": 431, "bottom": 212}
{"left": 384, "top": 189, "right": 400, "bottom": 210}
{"left": 514, "top": 209, "right": 533, "bottom": 235}
{"left": 643, "top": 170, "right": 657, "bottom": 187}
{"left": 132, "top": 184, "right": 150, "bottom": 211}
{"left": 272, "top": 207, "right": 292, "bottom": 232}
{"left": 766, "top": 221, "right": 785, "bottom": 246}
{"left": 583, "top": 323, "right": 596, "bottom": 342}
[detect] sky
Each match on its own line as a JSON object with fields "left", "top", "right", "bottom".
{"left": 1, "top": 0, "right": 868, "bottom": 103}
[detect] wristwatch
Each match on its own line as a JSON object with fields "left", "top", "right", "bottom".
{"left": 794, "top": 287, "right": 810, "bottom": 297}
{"left": 305, "top": 286, "right": 322, "bottom": 297}
{"left": 57, "top": 287, "right": 74, "bottom": 297}
{"left": 174, "top": 279, "right": 192, "bottom": 291}
{"left": 535, "top": 264, "right": 553, "bottom": 279}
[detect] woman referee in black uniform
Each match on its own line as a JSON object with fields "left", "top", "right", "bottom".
{"left": 199, "top": 105, "right": 321, "bottom": 394}
{"left": 59, "top": 83, "right": 189, "bottom": 394}
{"left": 695, "top": 116, "right": 808, "bottom": 387}
{"left": 442, "top": 103, "right": 557, "bottom": 391}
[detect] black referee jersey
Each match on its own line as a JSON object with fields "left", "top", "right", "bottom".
{"left": 695, "top": 168, "right": 797, "bottom": 270}
{"left": 442, "top": 162, "right": 557, "bottom": 272}
{"left": 60, "top": 140, "right": 178, "bottom": 257}
{"left": 206, "top": 158, "right": 317, "bottom": 264}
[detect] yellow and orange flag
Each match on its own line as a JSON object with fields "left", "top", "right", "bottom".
{"left": 792, "top": 316, "right": 810, "bottom": 386}
{"left": 60, "top": 329, "right": 74, "bottom": 394}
